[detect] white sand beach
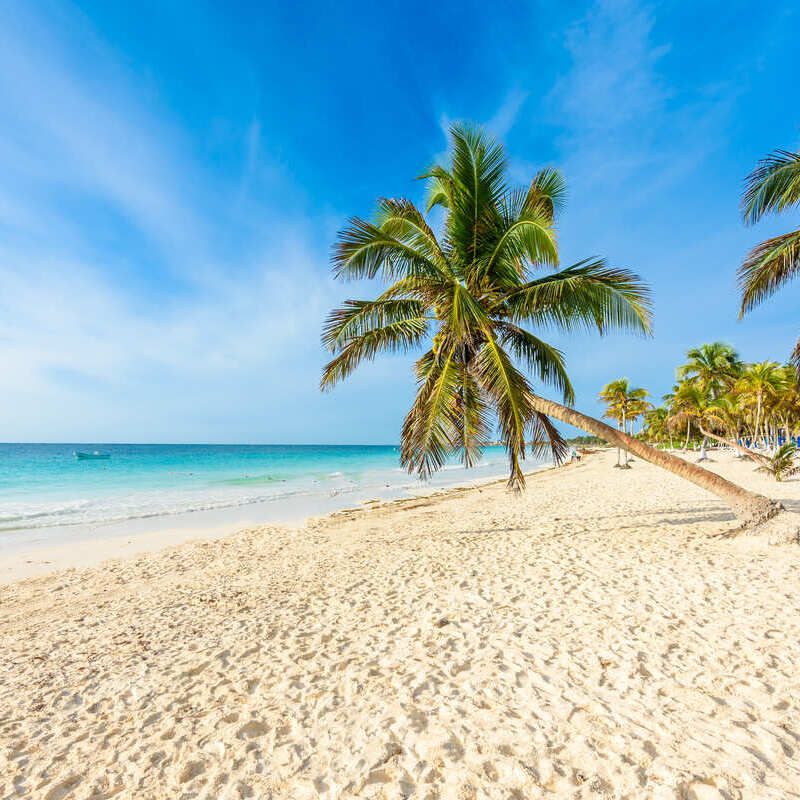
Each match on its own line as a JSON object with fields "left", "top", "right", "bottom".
{"left": 1, "top": 450, "right": 799, "bottom": 799}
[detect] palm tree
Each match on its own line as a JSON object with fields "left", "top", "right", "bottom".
{"left": 667, "top": 383, "right": 725, "bottom": 462}
{"left": 644, "top": 406, "right": 671, "bottom": 448}
{"left": 627, "top": 396, "right": 653, "bottom": 435}
{"left": 676, "top": 342, "right": 741, "bottom": 461}
{"left": 735, "top": 361, "right": 786, "bottom": 450}
{"left": 322, "top": 123, "right": 651, "bottom": 489}
{"left": 677, "top": 342, "right": 740, "bottom": 398}
{"left": 598, "top": 379, "right": 650, "bottom": 467}
{"left": 738, "top": 148, "right": 800, "bottom": 373}
{"left": 772, "top": 365, "right": 800, "bottom": 446}
{"left": 322, "top": 122, "right": 780, "bottom": 525}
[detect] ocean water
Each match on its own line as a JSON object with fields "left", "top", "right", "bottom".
{"left": 0, "top": 443, "right": 549, "bottom": 545}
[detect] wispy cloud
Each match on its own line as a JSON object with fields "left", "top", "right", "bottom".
{"left": 486, "top": 89, "right": 529, "bottom": 138}
{"left": 0, "top": 2, "right": 417, "bottom": 442}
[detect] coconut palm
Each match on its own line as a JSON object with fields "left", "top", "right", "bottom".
{"left": 644, "top": 406, "right": 671, "bottom": 448}
{"left": 627, "top": 396, "right": 653, "bottom": 435}
{"left": 667, "top": 384, "right": 723, "bottom": 462}
{"left": 676, "top": 342, "right": 740, "bottom": 399}
{"left": 676, "top": 342, "right": 741, "bottom": 459}
{"left": 322, "top": 123, "right": 650, "bottom": 488}
{"left": 598, "top": 379, "right": 650, "bottom": 467}
{"left": 322, "top": 121, "right": 780, "bottom": 525}
{"left": 735, "top": 361, "right": 786, "bottom": 449}
{"left": 772, "top": 365, "right": 800, "bottom": 446}
{"left": 738, "top": 148, "right": 800, "bottom": 373}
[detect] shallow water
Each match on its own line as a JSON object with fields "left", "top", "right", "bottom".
{"left": 0, "top": 443, "right": 548, "bottom": 545}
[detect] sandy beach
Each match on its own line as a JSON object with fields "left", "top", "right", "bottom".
{"left": 1, "top": 450, "right": 799, "bottom": 799}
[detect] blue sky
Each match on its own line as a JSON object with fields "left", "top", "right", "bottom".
{"left": 1, "top": 0, "right": 798, "bottom": 444}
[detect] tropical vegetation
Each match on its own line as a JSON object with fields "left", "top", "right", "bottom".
{"left": 756, "top": 443, "right": 798, "bottom": 482}
{"left": 640, "top": 341, "right": 800, "bottom": 479}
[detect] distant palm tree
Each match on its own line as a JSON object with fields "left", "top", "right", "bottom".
{"left": 667, "top": 383, "right": 721, "bottom": 462}
{"left": 676, "top": 342, "right": 741, "bottom": 459}
{"left": 644, "top": 406, "right": 671, "bottom": 448}
{"left": 322, "top": 121, "right": 780, "bottom": 525}
{"left": 738, "top": 148, "right": 800, "bottom": 373}
{"left": 735, "top": 361, "right": 786, "bottom": 449}
{"left": 627, "top": 396, "right": 653, "bottom": 435}
{"left": 676, "top": 342, "right": 740, "bottom": 399}
{"left": 598, "top": 379, "right": 650, "bottom": 467}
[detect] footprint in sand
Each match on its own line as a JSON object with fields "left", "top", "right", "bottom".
{"left": 237, "top": 720, "right": 269, "bottom": 740}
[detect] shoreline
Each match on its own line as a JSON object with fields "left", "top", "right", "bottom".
{"left": 0, "top": 458, "right": 563, "bottom": 584}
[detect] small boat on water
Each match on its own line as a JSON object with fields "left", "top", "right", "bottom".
{"left": 74, "top": 450, "right": 111, "bottom": 460}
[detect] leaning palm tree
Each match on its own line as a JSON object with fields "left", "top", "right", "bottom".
{"left": 322, "top": 122, "right": 780, "bottom": 525}
{"left": 322, "top": 123, "right": 650, "bottom": 489}
{"left": 738, "top": 148, "right": 800, "bottom": 373}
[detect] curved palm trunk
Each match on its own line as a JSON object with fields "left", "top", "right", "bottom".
{"left": 697, "top": 425, "right": 770, "bottom": 467}
{"left": 528, "top": 395, "right": 781, "bottom": 526}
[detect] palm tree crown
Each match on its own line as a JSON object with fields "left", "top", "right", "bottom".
{"left": 676, "top": 342, "right": 740, "bottom": 399}
{"left": 322, "top": 123, "right": 652, "bottom": 489}
{"left": 598, "top": 379, "right": 650, "bottom": 422}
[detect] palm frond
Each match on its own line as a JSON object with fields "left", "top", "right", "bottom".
{"left": 756, "top": 442, "right": 797, "bottom": 481}
{"left": 526, "top": 408, "right": 568, "bottom": 465}
{"left": 471, "top": 332, "right": 533, "bottom": 491}
{"left": 320, "top": 317, "right": 428, "bottom": 390}
{"left": 375, "top": 198, "right": 451, "bottom": 274}
{"left": 496, "top": 322, "right": 574, "bottom": 404}
{"left": 742, "top": 149, "right": 800, "bottom": 224}
{"left": 500, "top": 258, "right": 653, "bottom": 335}
{"left": 482, "top": 204, "right": 559, "bottom": 284}
{"left": 332, "top": 217, "right": 446, "bottom": 282}
{"left": 450, "top": 365, "right": 492, "bottom": 468}
{"left": 321, "top": 299, "right": 427, "bottom": 352}
{"left": 400, "top": 347, "right": 461, "bottom": 480}
{"left": 442, "top": 282, "right": 489, "bottom": 342}
{"left": 525, "top": 167, "right": 567, "bottom": 220}
{"left": 447, "top": 123, "right": 508, "bottom": 266}
{"left": 420, "top": 165, "right": 455, "bottom": 213}
{"left": 737, "top": 228, "right": 800, "bottom": 315}
{"left": 791, "top": 336, "right": 800, "bottom": 381}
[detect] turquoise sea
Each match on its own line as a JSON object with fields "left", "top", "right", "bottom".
{"left": 0, "top": 443, "right": 549, "bottom": 546}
